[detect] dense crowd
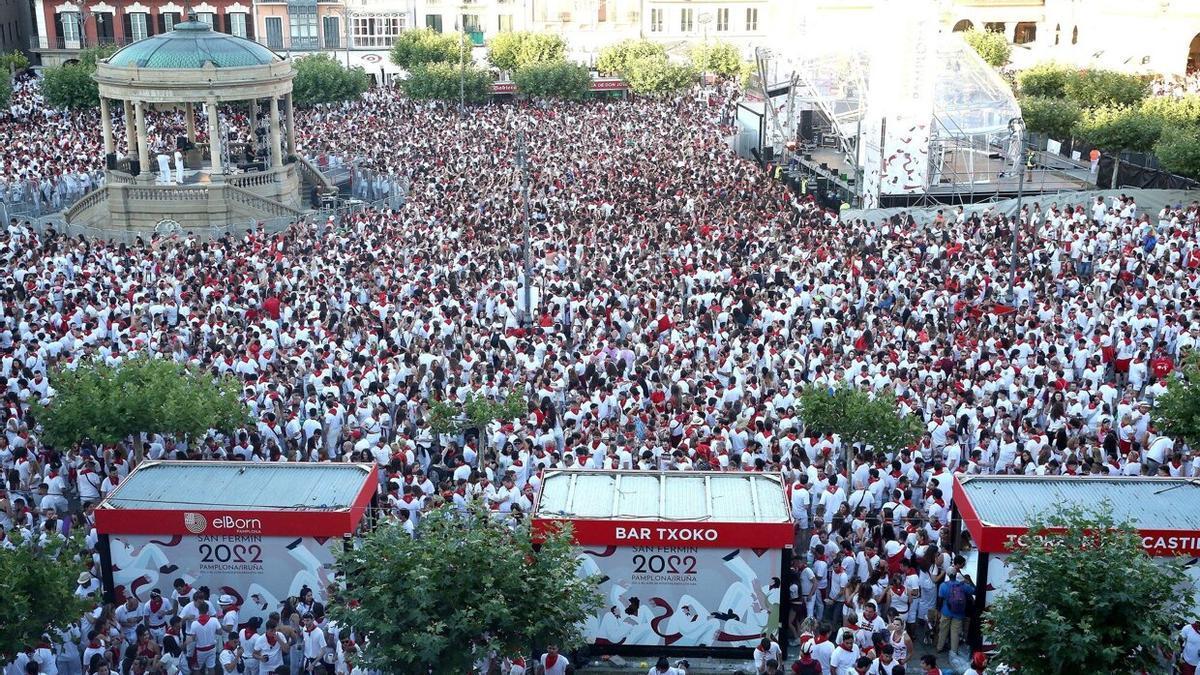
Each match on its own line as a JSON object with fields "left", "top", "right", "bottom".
{"left": 2, "top": 78, "right": 1200, "bottom": 675}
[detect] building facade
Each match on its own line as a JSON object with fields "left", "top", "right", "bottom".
{"left": 24, "top": 0, "right": 1200, "bottom": 77}
{"left": 0, "top": 0, "right": 30, "bottom": 57}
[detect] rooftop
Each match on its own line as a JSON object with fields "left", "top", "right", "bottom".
{"left": 534, "top": 470, "right": 791, "bottom": 523}
{"left": 99, "top": 461, "right": 375, "bottom": 512}
{"left": 956, "top": 475, "right": 1200, "bottom": 531}
{"left": 105, "top": 20, "right": 281, "bottom": 69}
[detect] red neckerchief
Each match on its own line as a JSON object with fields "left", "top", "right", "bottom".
{"left": 243, "top": 628, "right": 256, "bottom": 640}
{"left": 150, "top": 597, "right": 163, "bottom": 613}
{"left": 197, "top": 614, "right": 211, "bottom": 626}
{"left": 544, "top": 654, "right": 558, "bottom": 669}
{"left": 265, "top": 632, "right": 277, "bottom": 647}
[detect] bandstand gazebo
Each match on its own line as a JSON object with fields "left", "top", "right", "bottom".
{"left": 69, "top": 15, "right": 315, "bottom": 234}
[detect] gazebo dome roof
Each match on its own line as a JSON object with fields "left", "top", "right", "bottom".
{"left": 106, "top": 20, "right": 281, "bottom": 69}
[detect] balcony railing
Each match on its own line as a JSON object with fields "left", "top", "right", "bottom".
{"left": 30, "top": 35, "right": 135, "bottom": 50}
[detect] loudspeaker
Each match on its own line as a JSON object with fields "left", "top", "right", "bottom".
{"left": 762, "top": 146, "right": 775, "bottom": 162}
{"left": 129, "top": 159, "right": 141, "bottom": 176}
{"left": 106, "top": 152, "right": 117, "bottom": 170}
{"left": 800, "top": 110, "right": 814, "bottom": 142}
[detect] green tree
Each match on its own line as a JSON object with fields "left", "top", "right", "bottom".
{"left": 0, "top": 76, "right": 10, "bottom": 109}
{"left": 1140, "top": 94, "right": 1200, "bottom": 128}
{"left": 1019, "top": 96, "right": 1082, "bottom": 140}
{"left": 487, "top": 31, "right": 567, "bottom": 72}
{"left": 32, "top": 355, "right": 249, "bottom": 456}
{"left": 1154, "top": 126, "right": 1200, "bottom": 180}
{"left": 329, "top": 506, "right": 601, "bottom": 673}
{"left": 688, "top": 42, "right": 742, "bottom": 78}
{"left": 41, "top": 64, "right": 101, "bottom": 110}
{"left": 624, "top": 56, "right": 696, "bottom": 95}
{"left": 427, "top": 389, "right": 525, "bottom": 468}
{"left": 513, "top": 60, "right": 591, "bottom": 100}
{"left": 596, "top": 39, "right": 666, "bottom": 77}
{"left": 962, "top": 28, "right": 1012, "bottom": 67}
{"left": 987, "top": 505, "right": 1194, "bottom": 675}
{"left": 0, "top": 532, "right": 93, "bottom": 660}
{"left": 1074, "top": 105, "right": 1163, "bottom": 188}
{"left": 389, "top": 28, "right": 463, "bottom": 70}
{"left": 798, "top": 385, "right": 923, "bottom": 470}
{"left": 0, "top": 50, "right": 30, "bottom": 77}
{"left": 1017, "top": 62, "right": 1072, "bottom": 98}
{"left": 292, "top": 53, "right": 371, "bottom": 106}
{"left": 399, "top": 62, "right": 491, "bottom": 103}
{"left": 1063, "top": 69, "right": 1149, "bottom": 110}
{"left": 40, "top": 44, "right": 118, "bottom": 110}
{"left": 1152, "top": 352, "right": 1200, "bottom": 445}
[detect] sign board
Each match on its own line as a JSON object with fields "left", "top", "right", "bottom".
{"left": 579, "top": 545, "right": 783, "bottom": 648}
{"left": 108, "top": 533, "right": 337, "bottom": 625}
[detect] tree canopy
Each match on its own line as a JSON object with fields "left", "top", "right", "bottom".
{"left": 390, "top": 28, "right": 464, "bottom": 70}
{"left": 1072, "top": 105, "right": 1163, "bottom": 153}
{"left": 0, "top": 532, "right": 93, "bottom": 660}
{"left": 31, "top": 355, "right": 249, "bottom": 450}
{"left": 0, "top": 50, "right": 29, "bottom": 75}
{"left": 688, "top": 42, "right": 742, "bottom": 78}
{"left": 1019, "top": 96, "right": 1083, "bottom": 140}
{"left": 987, "top": 505, "right": 1194, "bottom": 675}
{"left": 292, "top": 53, "right": 371, "bottom": 106}
{"left": 624, "top": 56, "right": 696, "bottom": 95}
{"left": 962, "top": 28, "right": 1012, "bottom": 67}
{"left": 328, "top": 506, "right": 600, "bottom": 673}
{"left": 513, "top": 60, "right": 592, "bottom": 100}
{"left": 487, "top": 31, "right": 567, "bottom": 72}
{"left": 1154, "top": 126, "right": 1200, "bottom": 182}
{"left": 596, "top": 39, "right": 667, "bottom": 77}
{"left": 1152, "top": 352, "right": 1200, "bottom": 447}
{"left": 41, "top": 44, "right": 118, "bottom": 110}
{"left": 797, "top": 385, "right": 924, "bottom": 469}
{"left": 398, "top": 63, "right": 491, "bottom": 103}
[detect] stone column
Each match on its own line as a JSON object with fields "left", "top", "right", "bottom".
{"left": 185, "top": 102, "right": 196, "bottom": 144}
{"left": 123, "top": 99, "right": 136, "bottom": 157}
{"left": 285, "top": 93, "right": 296, "bottom": 157}
{"left": 207, "top": 98, "right": 223, "bottom": 177}
{"left": 100, "top": 97, "right": 114, "bottom": 156}
{"left": 268, "top": 95, "right": 282, "bottom": 168}
{"left": 134, "top": 101, "right": 150, "bottom": 179}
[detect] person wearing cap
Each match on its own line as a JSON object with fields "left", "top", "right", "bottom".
{"left": 219, "top": 594, "right": 241, "bottom": 642}
{"left": 75, "top": 571, "right": 100, "bottom": 598}
{"left": 791, "top": 639, "right": 821, "bottom": 675}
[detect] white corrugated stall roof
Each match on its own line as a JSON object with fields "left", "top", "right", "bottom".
{"left": 99, "top": 460, "right": 375, "bottom": 511}
{"left": 959, "top": 476, "right": 1200, "bottom": 531}
{"left": 534, "top": 470, "right": 790, "bottom": 523}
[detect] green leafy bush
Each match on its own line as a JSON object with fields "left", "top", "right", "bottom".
{"left": 292, "top": 53, "right": 371, "bottom": 106}
{"left": 400, "top": 62, "right": 491, "bottom": 103}
{"left": 596, "top": 39, "right": 666, "bottom": 76}
{"left": 1063, "top": 69, "right": 1150, "bottom": 109}
{"left": 1073, "top": 105, "right": 1163, "bottom": 153}
{"left": 487, "top": 31, "right": 567, "bottom": 72}
{"left": 688, "top": 42, "right": 742, "bottom": 78}
{"left": 962, "top": 28, "right": 1012, "bottom": 67}
{"left": 1019, "top": 96, "right": 1083, "bottom": 140}
{"left": 390, "top": 28, "right": 464, "bottom": 69}
{"left": 624, "top": 56, "right": 696, "bottom": 95}
{"left": 513, "top": 60, "right": 591, "bottom": 100}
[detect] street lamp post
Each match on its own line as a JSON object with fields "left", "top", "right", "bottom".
{"left": 516, "top": 128, "right": 532, "bottom": 328}
{"left": 456, "top": 5, "right": 468, "bottom": 117}
{"left": 698, "top": 12, "right": 712, "bottom": 87}
{"left": 1007, "top": 116, "right": 1026, "bottom": 306}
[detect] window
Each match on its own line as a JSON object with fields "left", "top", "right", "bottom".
{"left": 196, "top": 11, "right": 214, "bottom": 27}
{"left": 680, "top": 8, "right": 692, "bottom": 32}
{"left": 597, "top": 0, "right": 606, "bottom": 22}
{"left": 1014, "top": 22, "right": 1036, "bottom": 45}
{"left": 744, "top": 7, "right": 757, "bottom": 31}
{"left": 265, "top": 16, "right": 284, "bottom": 48}
{"left": 289, "top": 5, "right": 317, "bottom": 49}
{"left": 130, "top": 11, "right": 149, "bottom": 40}
{"left": 322, "top": 15, "right": 338, "bottom": 48}
{"left": 1071, "top": 25, "right": 1078, "bottom": 45}
{"left": 1054, "top": 23, "right": 1060, "bottom": 45}
{"left": 425, "top": 14, "right": 443, "bottom": 32}
{"left": 59, "top": 11, "right": 80, "bottom": 45}
{"left": 229, "top": 12, "right": 248, "bottom": 38}
{"left": 984, "top": 21, "right": 1005, "bottom": 34}
{"left": 162, "top": 11, "right": 179, "bottom": 32}
{"left": 716, "top": 7, "right": 728, "bottom": 31}
{"left": 462, "top": 13, "right": 480, "bottom": 33}
{"left": 353, "top": 16, "right": 404, "bottom": 48}
{"left": 649, "top": 8, "right": 662, "bottom": 32}
{"left": 498, "top": 14, "right": 512, "bottom": 32}
{"left": 95, "top": 11, "right": 113, "bottom": 41}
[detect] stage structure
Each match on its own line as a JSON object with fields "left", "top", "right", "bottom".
{"left": 66, "top": 14, "right": 321, "bottom": 236}
{"left": 771, "top": 0, "right": 1090, "bottom": 207}
{"left": 532, "top": 470, "right": 794, "bottom": 660}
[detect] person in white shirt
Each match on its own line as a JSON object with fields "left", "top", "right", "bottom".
{"left": 752, "top": 637, "right": 782, "bottom": 673}
{"left": 187, "top": 600, "right": 221, "bottom": 675}
{"left": 646, "top": 657, "right": 685, "bottom": 675}
{"left": 251, "top": 619, "right": 290, "bottom": 675}
{"left": 537, "top": 645, "right": 569, "bottom": 675}
{"left": 299, "top": 613, "right": 326, "bottom": 672}
{"left": 1181, "top": 620, "right": 1200, "bottom": 675}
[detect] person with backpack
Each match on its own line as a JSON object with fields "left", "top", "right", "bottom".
{"left": 935, "top": 570, "right": 975, "bottom": 655}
